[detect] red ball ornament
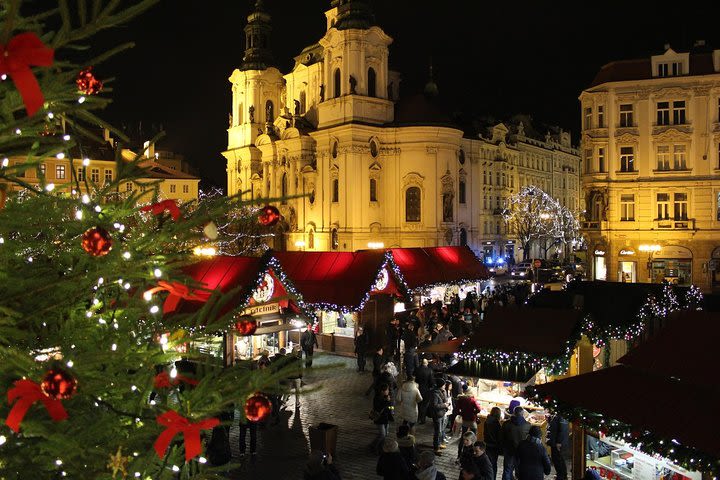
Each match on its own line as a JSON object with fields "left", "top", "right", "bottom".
{"left": 235, "top": 315, "right": 257, "bottom": 336}
{"left": 81, "top": 227, "right": 112, "bottom": 256}
{"left": 258, "top": 205, "right": 280, "bottom": 227}
{"left": 41, "top": 368, "right": 78, "bottom": 400}
{"left": 244, "top": 393, "right": 272, "bottom": 422}
{"left": 76, "top": 66, "right": 103, "bottom": 95}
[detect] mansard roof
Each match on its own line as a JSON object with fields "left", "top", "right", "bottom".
{"left": 589, "top": 51, "right": 716, "bottom": 87}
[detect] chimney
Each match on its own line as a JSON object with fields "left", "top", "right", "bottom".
{"left": 663, "top": 43, "right": 671, "bottom": 51}
{"left": 103, "top": 128, "right": 114, "bottom": 148}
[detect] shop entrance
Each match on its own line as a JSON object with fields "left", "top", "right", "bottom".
{"left": 617, "top": 261, "right": 636, "bottom": 283}
{"left": 651, "top": 245, "right": 692, "bottom": 285}
{"left": 594, "top": 255, "right": 607, "bottom": 281}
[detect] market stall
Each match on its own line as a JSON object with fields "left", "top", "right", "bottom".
{"left": 161, "top": 253, "right": 313, "bottom": 365}
{"left": 273, "top": 249, "right": 408, "bottom": 355}
{"left": 531, "top": 311, "right": 719, "bottom": 480}
{"left": 390, "top": 246, "right": 490, "bottom": 305}
{"left": 447, "top": 306, "right": 588, "bottom": 442}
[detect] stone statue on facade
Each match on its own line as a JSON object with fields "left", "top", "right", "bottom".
{"left": 228, "top": 113, "right": 233, "bottom": 127}
{"left": 294, "top": 99, "right": 300, "bottom": 115}
{"left": 349, "top": 75, "right": 357, "bottom": 94}
{"left": 249, "top": 105, "right": 255, "bottom": 123}
{"left": 517, "top": 121, "right": 525, "bottom": 136}
{"left": 319, "top": 84, "right": 325, "bottom": 101}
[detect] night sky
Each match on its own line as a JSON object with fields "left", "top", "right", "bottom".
{"left": 94, "top": 0, "right": 720, "bottom": 187}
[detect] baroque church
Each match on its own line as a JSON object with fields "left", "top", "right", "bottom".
{"left": 223, "top": 0, "right": 581, "bottom": 261}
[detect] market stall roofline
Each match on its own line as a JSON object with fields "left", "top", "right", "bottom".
{"left": 390, "top": 246, "right": 490, "bottom": 291}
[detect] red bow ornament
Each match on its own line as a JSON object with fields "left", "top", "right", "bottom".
{"left": 154, "top": 410, "right": 219, "bottom": 462}
{"left": 0, "top": 33, "right": 55, "bottom": 116}
{"left": 153, "top": 371, "right": 199, "bottom": 389}
{"left": 155, "top": 280, "right": 212, "bottom": 314}
{"left": 5, "top": 379, "right": 68, "bottom": 432}
{"left": 140, "top": 199, "right": 181, "bottom": 221}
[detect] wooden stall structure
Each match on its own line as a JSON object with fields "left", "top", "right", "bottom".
{"left": 273, "top": 250, "right": 408, "bottom": 355}
{"left": 162, "top": 252, "right": 313, "bottom": 366}
{"left": 532, "top": 311, "right": 718, "bottom": 480}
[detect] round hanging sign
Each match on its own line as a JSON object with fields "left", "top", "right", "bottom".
{"left": 374, "top": 268, "right": 389, "bottom": 291}
{"left": 252, "top": 273, "right": 275, "bottom": 303}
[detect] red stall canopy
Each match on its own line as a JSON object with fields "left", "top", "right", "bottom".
{"left": 390, "top": 246, "right": 489, "bottom": 290}
{"left": 272, "top": 250, "right": 406, "bottom": 311}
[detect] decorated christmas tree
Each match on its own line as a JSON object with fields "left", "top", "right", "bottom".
{"left": 0, "top": 2, "right": 290, "bottom": 477}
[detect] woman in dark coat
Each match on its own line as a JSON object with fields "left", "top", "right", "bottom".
{"left": 371, "top": 383, "right": 394, "bottom": 454}
{"left": 376, "top": 438, "right": 410, "bottom": 480}
{"left": 516, "top": 426, "right": 551, "bottom": 480}
{"left": 483, "top": 407, "right": 502, "bottom": 479}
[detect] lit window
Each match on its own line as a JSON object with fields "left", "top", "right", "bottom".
{"left": 673, "top": 144, "right": 687, "bottom": 170}
{"left": 77, "top": 167, "right": 85, "bottom": 181}
{"left": 55, "top": 165, "right": 66, "bottom": 179}
{"left": 405, "top": 187, "right": 421, "bottom": 222}
{"left": 673, "top": 193, "right": 688, "bottom": 220}
{"left": 104, "top": 169, "right": 113, "bottom": 184}
{"left": 39, "top": 163, "right": 46, "bottom": 175}
{"left": 620, "top": 194, "right": 635, "bottom": 221}
{"left": 657, "top": 193, "right": 670, "bottom": 219}
{"left": 657, "top": 145, "right": 670, "bottom": 170}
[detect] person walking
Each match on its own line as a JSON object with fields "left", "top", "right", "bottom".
{"left": 429, "top": 378, "right": 449, "bottom": 455}
{"left": 376, "top": 438, "right": 411, "bottom": 479}
{"left": 455, "top": 385, "right": 480, "bottom": 458}
{"left": 516, "top": 426, "right": 551, "bottom": 480}
{"left": 414, "top": 358, "right": 435, "bottom": 424}
{"left": 500, "top": 406, "right": 531, "bottom": 480}
{"left": 366, "top": 346, "right": 385, "bottom": 396}
{"left": 370, "top": 383, "right": 394, "bottom": 454}
{"left": 354, "top": 327, "right": 369, "bottom": 372}
{"left": 470, "top": 441, "right": 494, "bottom": 480}
{"left": 483, "top": 407, "right": 502, "bottom": 480}
{"left": 414, "top": 450, "right": 448, "bottom": 480}
{"left": 238, "top": 417, "right": 258, "bottom": 460}
{"left": 548, "top": 413, "right": 569, "bottom": 480}
{"left": 396, "top": 376, "right": 423, "bottom": 431}
{"left": 301, "top": 324, "right": 319, "bottom": 368}
{"left": 404, "top": 345, "right": 420, "bottom": 379}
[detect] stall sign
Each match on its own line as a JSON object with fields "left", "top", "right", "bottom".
{"left": 242, "top": 302, "right": 281, "bottom": 316}
{"left": 252, "top": 273, "right": 275, "bottom": 303}
{"left": 619, "top": 249, "right": 635, "bottom": 256}
{"left": 594, "top": 249, "right": 606, "bottom": 256}
{"left": 374, "top": 268, "right": 389, "bottom": 291}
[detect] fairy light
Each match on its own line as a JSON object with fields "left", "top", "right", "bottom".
{"left": 15, "top": 128, "right": 21, "bottom": 135}
{"left": 123, "top": 282, "right": 131, "bottom": 290}
{"left": 47, "top": 112, "right": 54, "bottom": 119}
{"left": 1, "top": 158, "right": 7, "bottom": 167}
{"left": 143, "top": 290, "right": 153, "bottom": 301}
{"left": 81, "top": 194, "right": 90, "bottom": 204}
{"left": 94, "top": 205, "right": 101, "bottom": 213}
{"left": 66, "top": 360, "right": 73, "bottom": 368}
{"left": 171, "top": 466, "right": 180, "bottom": 472}
{"left": 198, "top": 457, "right": 207, "bottom": 464}
{"left": 97, "top": 277, "right": 104, "bottom": 285}
{"left": 111, "top": 343, "right": 117, "bottom": 351}
{"left": 62, "top": 134, "right": 71, "bottom": 141}
{"left": 55, "top": 459, "right": 62, "bottom": 466}
{"left": 153, "top": 268, "right": 162, "bottom": 278}
{"left": 0, "top": 237, "right": 4, "bottom": 244}
{"left": 131, "top": 385, "right": 137, "bottom": 391}
{"left": 56, "top": 152, "right": 65, "bottom": 159}
{"left": 150, "top": 305, "right": 159, "bottom": 314}
{"left": 123, "top": 252, "right": 131, "bottom": 260}
{"left": 0, "top": 435, "right": 6, "bottom": 445}
{"left": 170, "top": 366, "right": 177, "bottom": 378}
{"left": 45, "top": 183, "right": 55, "bottom": 192}
{"left": 78, "top": 96, "right": 86, "bottom": 104}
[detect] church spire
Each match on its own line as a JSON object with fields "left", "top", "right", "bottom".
{"left": 424, "top": 59, "right": 439, "bottom": 97}
{"left": 331, "top": 0, "right": 376, "bottom": 30}
{"left": 240, "top": 0, "right": 275, "bottom": 71}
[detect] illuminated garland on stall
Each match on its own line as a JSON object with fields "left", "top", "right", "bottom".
{"left": 527, "top": 389, "right": 720, "bottom": 477}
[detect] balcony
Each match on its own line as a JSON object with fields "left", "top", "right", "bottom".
{"left": 581, "top": 221, "right": 608, "bottom": 230}
{"left": 653, "top": 218, "right": 695, "bottom": 230}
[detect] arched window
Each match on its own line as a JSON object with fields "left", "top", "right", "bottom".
{"left": 459, "top": 180, "right": 466, "bottom": 204}
{"left": 405, "top": 187, "right": 421, "bottom": 222}
{"left": 332, "top": 178, "right": 339, "bottom": 202}
{"left": 370, "top": 178, "right": 377, "bottom": 202}
{"left": 331, "top": 228, "right": 339, "bottom": 250}
{"left": 265, "top": 99, "right": 274, "bottom": 123}
{"left": 308, "top": 229, "right": 315, "bottom": 249}
{"left": 367, "top": 67, "right": 376, "bottom": 97}
{"left": 334, "top": 68, "right": 341, "bottom": 98}
{"left": 281, "top": 173, "right": 288, "bottom": 204}
{"left": 460, "top": 228, "right": 467, "bottom": 246}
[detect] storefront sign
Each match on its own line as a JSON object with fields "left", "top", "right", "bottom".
{"left": 242, "top": 302, "right": 280, "bottom": 316}
{"left": 594, "top": 249, "right": 605, "bottom": 256}
{"left": 374, "top": 268, "right": 389, "bottom": 291}
{"left": 252, "top": 273, "right": 275, "bottom": 303}
{"left": 655, "top": 245, "right": 692, "bottom": 259}
{"left": 619, "top": 249, "right": 635, "bottom": 256}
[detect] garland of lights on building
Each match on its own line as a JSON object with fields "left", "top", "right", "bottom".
{"left": 527, "top": 389, "right": 720, "bottom": 477}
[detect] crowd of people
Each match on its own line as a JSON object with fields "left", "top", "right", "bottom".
{"left": 343, "top": 283, "right": 568, "bottom": 480}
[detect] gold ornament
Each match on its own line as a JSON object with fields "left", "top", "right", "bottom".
{"left": 107, "top": 446, "right": 131, "bottom": 479}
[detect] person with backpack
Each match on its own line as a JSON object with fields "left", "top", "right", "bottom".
{"left": 429, "top": 378, "right": 449, "bottom": 455}
{"left": 301, "top": 324, "right": 319, "bottom": 368}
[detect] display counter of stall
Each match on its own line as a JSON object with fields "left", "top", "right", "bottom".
{"left": 531, "top": 311, "right": 718, "bottom": 480}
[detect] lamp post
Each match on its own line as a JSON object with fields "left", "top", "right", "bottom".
{"left": 638, "top": 244, "right": 661, "bottom": 283}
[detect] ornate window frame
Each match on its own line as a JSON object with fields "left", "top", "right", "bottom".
{"left": 402, "top": 172, "right": 424, "bottom": 227}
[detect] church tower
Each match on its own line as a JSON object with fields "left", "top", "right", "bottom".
{"left": 316, "top": 0, "right": 394, "bottom": 128}
{"left": 224, "top": 0, "right": 284, "bottom": 197}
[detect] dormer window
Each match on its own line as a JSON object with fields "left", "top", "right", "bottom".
{"left": 658, "top": 61, "right": 683, "bottom": 77}
{"left": 652, "top": 49, "right": 689, "bottom": 78}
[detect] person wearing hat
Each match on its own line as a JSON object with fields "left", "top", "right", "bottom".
{"left": 303, "top": 449, "right": 341, "bottom": 480}
{"left": 376, "top": 438, "right": 410, "bottom": 480}
{"left": 415, "top": 450, "right": 448, "bottom": 480}
{"left": 516, "top": 425, "right": 551, "bottom": 480}
{"left": 500, "top": 406, "right": 531, "bottom": 480}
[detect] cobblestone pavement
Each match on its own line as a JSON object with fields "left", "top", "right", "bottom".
{"left": 227, "top": 354, "right": 467, "bottom": 479}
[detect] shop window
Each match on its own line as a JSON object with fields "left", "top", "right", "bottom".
{"left": 405, "top": 187, "right": 421, "bottom": 222}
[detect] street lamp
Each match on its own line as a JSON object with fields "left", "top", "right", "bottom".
{"left": 294, "top": 240, "right": 306, "bottom": 251}
{"left": 639, "top": 244, "right": 661, "bottom": 282}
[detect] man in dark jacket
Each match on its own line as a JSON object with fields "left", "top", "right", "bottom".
{"left": 483, "top": 407, "right": 502, "bottom": 479}
{"left": 414, "top": 358, "right": 435, "bottom": 424}
{"left": 354, "top": 327, "right": 369, "bottom": 372}
{"left": 365, "top": 346, "right": 385, "bottom": 396}
{"left": 376, "top": 438, "right": 410, "bottom": 480}
{"left": 500, "top": 407, "right": 531, "bottom": 480}
{"left": 516, "top": 426, "right": 551, "bottom": 480}
{"left": 404, "top": 346, "right": 420, "bottom": 379}
{"left": 429, "top": 379, "right": 449, "bottom": 454}
{"left": 386, "top": 318, "right": 401, "bottom": 361}
{"left": 548, "top": 413, "right": 569, "bottom": 480}
{"left": 300, "top": 325, "right": 319, "bottom": 368}
{"left": 304, "top": 450, "right": 342, "bottom": 480}
{"left": 415, "top": 450, "right": 447, "bottom": 480}
{"left": 470, "top": 441, "right": 494, "bottom": 480}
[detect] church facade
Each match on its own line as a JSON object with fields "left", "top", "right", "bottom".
{"left": 222, "top": 1, "right": 580, "bottom": 261}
